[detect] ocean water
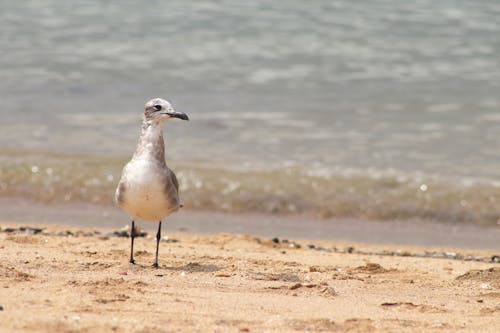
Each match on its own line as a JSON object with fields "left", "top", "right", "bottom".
{"left": 1, "top": 1, "right": 500, "bottom": 225}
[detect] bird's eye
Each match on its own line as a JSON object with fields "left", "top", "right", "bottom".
{"left": 153, "top": 104, "right": 162, "bottom": 111}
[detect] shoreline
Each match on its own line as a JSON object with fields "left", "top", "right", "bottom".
{"left": 1, "top": 198, "right": 499, "bottom": 251}
{"left": 2, "top": 150, "right": 500, "bottom": 227}
{"left": 0, "top": 223, "right": 498, "bottom": 332}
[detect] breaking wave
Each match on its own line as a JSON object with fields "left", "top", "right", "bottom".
{"left": 1, "top": 151, "right": 499, "bottom": 227}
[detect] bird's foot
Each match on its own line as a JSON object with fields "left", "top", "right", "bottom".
{"left": 152, "top": 262, "right": 159, "bottom": 268}
{"left": 129, "top": 259, "right": 136, "bottom": 264}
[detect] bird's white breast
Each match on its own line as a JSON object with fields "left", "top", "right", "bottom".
{"left": 118, "top": 159, "right": 177, "bottom": 222}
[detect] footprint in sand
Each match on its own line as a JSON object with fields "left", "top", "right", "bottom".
{"left": 381, "top": 302, "right": 448, "bottom": 313}
{"left": 455, "top": 267, "right": 500, "bottom": 289}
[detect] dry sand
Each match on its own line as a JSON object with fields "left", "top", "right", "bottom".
{"left": 0, "top": 223, "right": 499, "bottom": 333}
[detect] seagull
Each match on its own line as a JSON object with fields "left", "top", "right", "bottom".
{"left": 115, "top": 98, "right": 189, "bottom": 267}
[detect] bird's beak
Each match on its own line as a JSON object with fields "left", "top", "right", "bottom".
{"left": 163, "top": 110, "right": 189, "bottom": 121}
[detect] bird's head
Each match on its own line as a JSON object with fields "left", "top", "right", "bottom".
{"left": 144, "top": 98, "right": 189, "bottom": 123}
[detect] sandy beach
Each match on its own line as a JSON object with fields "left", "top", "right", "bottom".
{"left": 0, "top": 222, "right": 498, "bottom": 333}
{"left": 2, "top": 2, "right": 500, "bottom": 332}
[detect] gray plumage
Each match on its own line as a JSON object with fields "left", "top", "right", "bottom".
{"left": 115, "top": 97, "right": 189, "bottom": 266}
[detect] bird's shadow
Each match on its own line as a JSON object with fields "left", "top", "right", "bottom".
{"left": 129, "top": 262, "right": 222, "bottom": 273}
{"left": 163, "top": 262, "right": 222, "bottom": 273}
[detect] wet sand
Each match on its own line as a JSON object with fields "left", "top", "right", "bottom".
{"left": 0, "top": 223, "right": 499, "bottom": 333}
{"left": 1, "top": 198, "right": 499, "bottom": 250}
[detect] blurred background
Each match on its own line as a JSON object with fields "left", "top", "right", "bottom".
{"left": 1, "top": 1, "right": 500, "bottom": 231}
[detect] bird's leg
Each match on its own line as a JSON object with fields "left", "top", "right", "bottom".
{"left": 129, "top": 220, "right": 136, "bottom": 264}
{"left": 153, "top": 221, "right": 162, "bottom": 268}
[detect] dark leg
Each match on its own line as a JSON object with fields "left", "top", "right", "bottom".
{"left": 129, "top": 220, "right": 135, "bottom": 264}
{"left": 153, "top": 221, "right": 162, "bottom": 268}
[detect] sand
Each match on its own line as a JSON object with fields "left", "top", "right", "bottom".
{"left": 0, "top": 223, "right": 499, "bottom": 333}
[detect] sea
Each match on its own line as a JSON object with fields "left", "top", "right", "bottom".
{"left": 1, "top": 1, "right": 500, "bottom": 226}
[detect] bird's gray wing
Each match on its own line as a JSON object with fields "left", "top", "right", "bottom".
{"left": 170, "top": 170, "right": 179, "bottom": 192}
{"left": 163, "top": 169, "right": 180, "bottom": 209}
